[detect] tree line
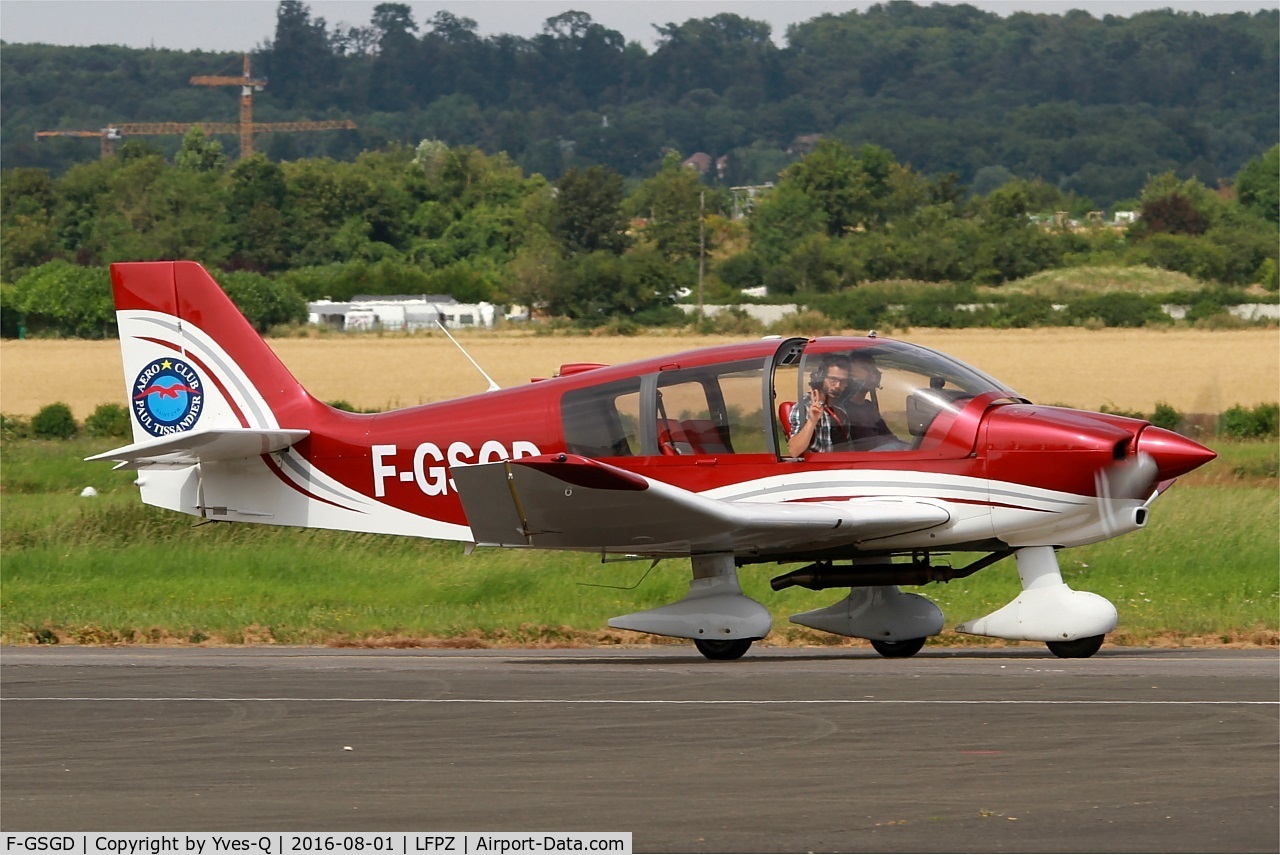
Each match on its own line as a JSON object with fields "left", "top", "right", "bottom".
{"left": 2, "top": 130, "right": 1275, "bottom": 337}
{"left": 3, "top": 1, "right": 1277, "bottom": 207}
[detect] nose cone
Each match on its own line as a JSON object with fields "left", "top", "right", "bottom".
{"left": 1136, "top": 427, "right": 1216, "bottom": 481}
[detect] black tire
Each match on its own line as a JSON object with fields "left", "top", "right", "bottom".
{"left": 694, "top": 638, "right": 753, "bottom": 660}
{"left": 1045, "top": 635, "right": 1105, "bottom": 659}
{"left": 869, "top": 637, "right": 927, "bottom": 658}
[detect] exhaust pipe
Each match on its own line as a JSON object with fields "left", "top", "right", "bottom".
{"left": 771, "top": 552, "right": 1010, "bottom": 591}
{"left": 772, "top": 564, "right": 903, "bottom": 591}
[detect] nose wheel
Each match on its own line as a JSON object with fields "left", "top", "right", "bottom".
{"left": 694, "top": 638, "right": 753, "bottom": 660}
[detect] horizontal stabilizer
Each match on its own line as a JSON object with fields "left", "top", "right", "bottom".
{"left": 86, "top": 428, "right": 309, "bottom": 470}
{"left": 452, "top": 454, "right": 949, "bottom": 556}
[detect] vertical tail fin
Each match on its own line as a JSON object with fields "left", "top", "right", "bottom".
{"left": 112, "top": 261, "right": 313, "bottom": 441}
{"left": 100, "top": 261, "right": 469, "bottom": 540}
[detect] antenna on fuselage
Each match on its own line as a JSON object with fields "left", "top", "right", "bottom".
{"left": 436, "top": 320, "right": 501, "bottom": 392}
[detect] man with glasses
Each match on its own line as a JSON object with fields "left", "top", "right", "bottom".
{"left": 787, "top": 353, "right": 903, "bottom": 456}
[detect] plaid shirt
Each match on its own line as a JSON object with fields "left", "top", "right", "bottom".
{"left": 789, "top": 399, "right": 893, "bottom": 452}
{"left": 789, "top": 401, "right": 850, "bottom": 452}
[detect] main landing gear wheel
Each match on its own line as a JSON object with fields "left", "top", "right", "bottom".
{"left": 869, "top": 637, "right": 927, "bottom": 658}
{"left": 694, "top": 638, "right": 753, "bottom": 661}
{"left": 1045, "top": 635, "right": 1105, "bottom": 659}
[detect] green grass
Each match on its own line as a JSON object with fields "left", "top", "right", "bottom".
{"left": 1, "top": 437, "right": 1275, "bottom": 647}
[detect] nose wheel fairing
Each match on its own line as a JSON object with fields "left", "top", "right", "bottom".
{"left": 955, "top": 546, "right": 1118, "bottom": 643}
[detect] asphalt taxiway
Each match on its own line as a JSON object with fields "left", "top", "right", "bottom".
{"left": 2, "top": 646, "right": 1276, "bottom": 853}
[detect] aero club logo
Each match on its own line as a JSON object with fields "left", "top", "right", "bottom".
{"left": 132, "top": 357, "right": 204, "bottom": 436}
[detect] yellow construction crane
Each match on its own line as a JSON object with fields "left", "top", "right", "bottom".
{"left": 189, "top": 54, "right": 267, "bottom": 157}
{"left": 35, "top": 120, "right": 356, "bottom": 158}
{"left": 33, "top": 128, "right": 121, "bottom": 157}
{"left": 37, "top": 53, "right": 355, "bottom": 161}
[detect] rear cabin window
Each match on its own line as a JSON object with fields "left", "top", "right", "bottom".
{"left": 655, "top": 359, "right": 769, "bottom": 456}
{"left": 560, "top": 380, "right": 641, "bottom": 457}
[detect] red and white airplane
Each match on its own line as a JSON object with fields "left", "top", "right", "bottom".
{"left": 92, "top": 261, "right": 1216, "bottom": 660}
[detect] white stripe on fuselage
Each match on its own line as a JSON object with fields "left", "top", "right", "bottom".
{"left": 704, "top": 468, "right": 1088, "bottom": 512}
{"left": 702, "top": 468, "right": 1107, "bottom": 548}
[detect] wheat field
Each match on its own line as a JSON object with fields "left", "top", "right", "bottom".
{"left": 2, "top": 327, "right": 1277, "bottom": 418}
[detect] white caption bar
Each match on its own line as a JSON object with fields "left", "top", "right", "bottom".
{"left": 2, "top": 835, "right": 631, "bottom": 855}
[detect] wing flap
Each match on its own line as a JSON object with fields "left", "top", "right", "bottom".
{"left": 86, "top": 428, "right": 309, "bottom": 470}
{"left": 452, "top": 454, "right": 949, "bottom": 556}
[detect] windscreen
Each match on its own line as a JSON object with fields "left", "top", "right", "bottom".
{"left": 777, "top": 340, "right": 1016, "bottom": 454}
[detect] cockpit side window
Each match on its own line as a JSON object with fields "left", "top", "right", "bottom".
{"left": 561, "top": 379, "right": 641, "bottom": 457}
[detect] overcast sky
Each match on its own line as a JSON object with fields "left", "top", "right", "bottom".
{"left": 2, "top": 0, "right": 1276, "bottom": 53}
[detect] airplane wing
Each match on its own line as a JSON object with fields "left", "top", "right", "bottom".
{"left": 452, "top": 454, "right": 950, "bottom": 556}
{"left": 86, "top": 428, "right": 310, "bottom": 470}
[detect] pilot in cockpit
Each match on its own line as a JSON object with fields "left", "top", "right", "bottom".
{"left": 787, "top": 352, "right": 906, "bottom": 455}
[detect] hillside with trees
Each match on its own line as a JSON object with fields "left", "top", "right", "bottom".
{"left": 3, "top": 1, "right": 1276, "bottom": 207}
{"left": 2, "top": 2, "right": 1277, "bottom": 337}
{"left": 2, "top": 126, "right": 1275, "bottom": 337}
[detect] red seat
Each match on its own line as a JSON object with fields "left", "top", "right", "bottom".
{"left": 658, "top": 419, "right": 695, "bottom": 455}
{"left": 778, "top": 402, "right": 796, "bottom": 438}
{"left": 681, "top": 419, "right": 731, "bottom": 454}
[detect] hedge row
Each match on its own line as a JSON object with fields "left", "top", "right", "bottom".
{"left": 4, "top": 260, "right": 1278, "bottom": 340}
{"left": 801, "top": 288, "right": 1277, "bottom": 331}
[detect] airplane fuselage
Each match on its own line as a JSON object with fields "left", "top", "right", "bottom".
{"left": 210, "top": 337, "right": 1209, "bottom": 561}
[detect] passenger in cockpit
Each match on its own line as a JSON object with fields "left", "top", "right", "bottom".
{"left": 843, "top": 353, "right": 911, "bottom": 450}
{"left": 788, "top": 352, "right": 906, "bottom": 455}
{"left": 788, "top": 354, "right": 854, "bottom": 455}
